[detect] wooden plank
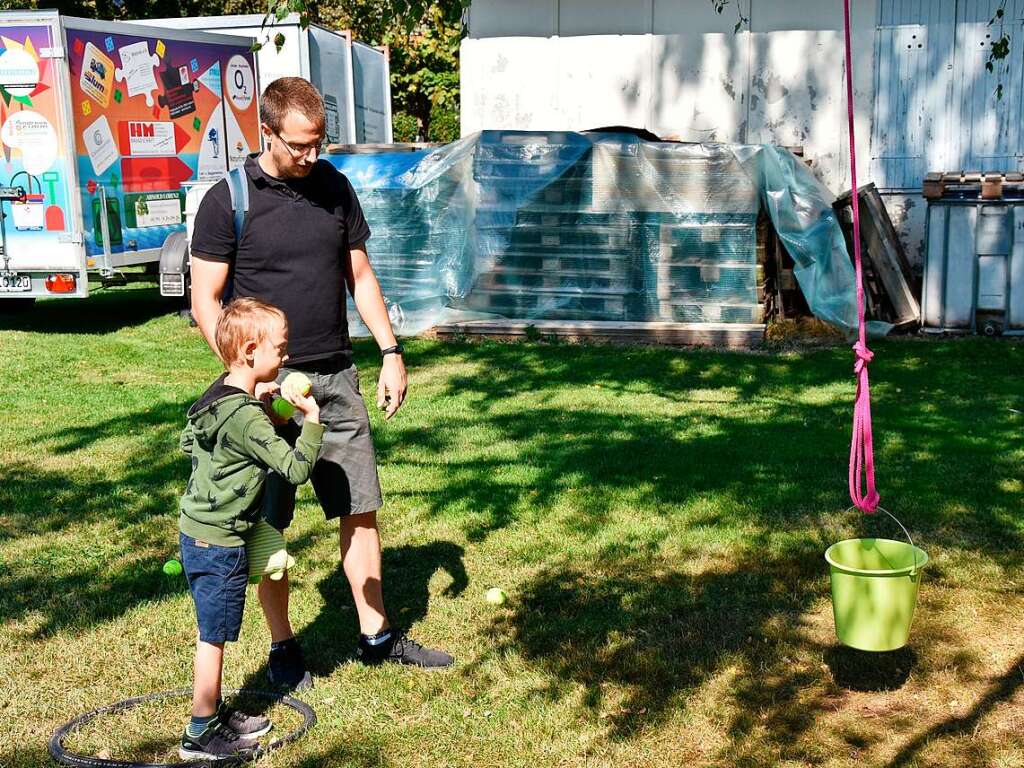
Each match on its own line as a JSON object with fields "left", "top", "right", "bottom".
{"left": 429, "top": 319, "right": 766, "bottom": 349}
{"left": 835, "top": 183, "right": 921, "bottom": 327}
{"left": 857, "top": 185, "right": 921, "bottom": 325}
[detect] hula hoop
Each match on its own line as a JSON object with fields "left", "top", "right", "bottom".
{"left": 48, "top": 688, "right": 315, "bottom": 768}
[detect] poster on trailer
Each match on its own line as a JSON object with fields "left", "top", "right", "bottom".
{"left": 66, "top": 26, "right": 259, "bottom": 259}
{"left": 0, "top": 24, "right": 74, "bottom": 253}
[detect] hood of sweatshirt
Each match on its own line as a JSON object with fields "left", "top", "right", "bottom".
{"left": 186, "top": 373, "right": 260, "bottom": 452}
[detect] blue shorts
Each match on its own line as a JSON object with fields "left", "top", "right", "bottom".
{"left": 180, "top": 533, "right": 248, "bottom": 643}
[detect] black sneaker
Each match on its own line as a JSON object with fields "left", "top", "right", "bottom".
{"left": 267, "top": 638, "right": 313, "bottom": 692}
{"left": 218, "top": 701, "right": 272, "bottom": 738}
{"left": 179, "top": 719, "right": 258, "bottom": 762}
{"left": 356, "top": 628, "right": 454, "bottom": 669}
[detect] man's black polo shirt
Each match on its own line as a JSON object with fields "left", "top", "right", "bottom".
{"left": 190, "top": 154, "right": 371, "bottom": 367}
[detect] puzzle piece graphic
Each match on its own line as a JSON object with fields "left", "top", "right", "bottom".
{"left": 155, "top": 40, "right": 165, "bottom": 58}
{"left": 115, "top": 41, "right": 161, "bottom": 107}
{"left": 81, "top": 100, "right": 91, "bottom": 116}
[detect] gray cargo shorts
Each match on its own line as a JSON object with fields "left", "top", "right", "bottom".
{"left": 261, "top": 361, "right": 384, "bottom": 530}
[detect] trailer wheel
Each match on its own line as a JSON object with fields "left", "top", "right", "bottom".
{"left": 0, "top": 298, "right": 36, "bottom": 313}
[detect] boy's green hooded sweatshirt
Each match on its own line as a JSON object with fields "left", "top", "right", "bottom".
{"left": 179, "top": 374, "right": 325, "bottom": 547}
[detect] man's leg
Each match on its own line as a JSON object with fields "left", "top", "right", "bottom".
{"left": 339, "top": 510, "right": 388, "bottom": 635}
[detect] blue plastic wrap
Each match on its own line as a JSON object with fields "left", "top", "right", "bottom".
{"left": 325, "top": 132, "right": 878, "bottom": 337}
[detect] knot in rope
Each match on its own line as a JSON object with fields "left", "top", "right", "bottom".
{"left": 852, "top": 341, "right": 874, "bottom": 374}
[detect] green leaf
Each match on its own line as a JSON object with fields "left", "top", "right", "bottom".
{"left": 250, "top": 41, "right": 263, "bottom": 52}
{"left": 274, "top": 32, "right": 286, "bottom": 51}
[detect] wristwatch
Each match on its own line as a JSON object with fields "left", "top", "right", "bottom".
{"left": 380, "top": 343, "right": 404, "bottom": 357}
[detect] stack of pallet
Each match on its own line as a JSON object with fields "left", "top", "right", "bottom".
{"left": 465, "top": 132, "right": 639, "bottom": 321}
{"left": 463, "top": 133, "right": 762, "bottom": 324}
{"left": 639, "top": 211, "right": 762, "bottom": 323}
{"left": 346, "top": 171, "right": 466, "bottom": 332}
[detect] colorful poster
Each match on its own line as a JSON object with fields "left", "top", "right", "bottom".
{"left": 1, "top": 109, "right": 57, "bottom": 175}
{"left": 0, "top": 25, "right": 75, "bottom": 269}
{"left": 80, "top": 42, "right": 114, "bottom": 107}
{"left": 118, "top": 120, "right": 188, "bottom": 157}
{"left": 66, "top": 26, "right": 261, "bottom": 257}
{"left": 225, "top": 55, "right": 254, "bottom": 111}
{"left": 124, "top": 191, "right": 183, "bottom": 228}
{"left": 114, "top": 41, "right": 160, "bottom": 107}
{"left": 83, "top": 114, "right": 117, "bottom": 174}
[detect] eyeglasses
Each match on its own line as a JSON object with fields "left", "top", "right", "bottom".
{"left": 273, "top": 131, "right": 326, "bottom": 157}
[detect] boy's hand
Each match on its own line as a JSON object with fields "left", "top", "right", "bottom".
{"left": 256, "top": 381, "right": 288, "bottom": 425}
{"left": 287, "top": 391, "right": 320, "bottom": 425}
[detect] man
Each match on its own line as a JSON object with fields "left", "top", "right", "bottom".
{"left": 189, "top": 77, "right": 452, "bottom": 689}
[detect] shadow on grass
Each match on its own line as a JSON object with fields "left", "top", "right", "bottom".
{"left": 378, "top": 337, "right": 1024, "bottom": 555}
{"left": 237, "top": 540, "right": 467, "bottom": 698}
{"left": 0, "top": 401, "right": 192, "bottom": 636}
{"left": 824, "top": 646, "right": 916, "bottom": 692}
{"left": 0, "top": 285, "right": 180, "bottom": 335}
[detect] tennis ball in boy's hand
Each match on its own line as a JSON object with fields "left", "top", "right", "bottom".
{"left": 271, "top": 396, "right": 296, "bottom": 419}
{"left": 162, "top": 558, "right": 182, "bottom": 576}
{"left": 282, "top": 372, "right": 312, "bottom": 398}
{"left": 485, "top": 587, "right": 507, "bottom": 605}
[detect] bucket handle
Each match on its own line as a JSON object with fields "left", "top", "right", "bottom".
{"left": 847, "top": 505, "right": 919, "bottom": 577}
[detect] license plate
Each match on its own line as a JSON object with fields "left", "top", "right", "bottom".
{"left": 0, "top": 271, "right": 31, "bottom": 292}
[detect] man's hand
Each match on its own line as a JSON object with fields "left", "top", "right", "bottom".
{"left": 256, "top": 381, "right": 288, "bottom": 425}
{"left": 377, "top": 354, "right": 407, "bottom": 420}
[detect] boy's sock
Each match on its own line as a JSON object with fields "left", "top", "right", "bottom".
{"left": 185, "top": 713, "right": 217, "bottom": 739}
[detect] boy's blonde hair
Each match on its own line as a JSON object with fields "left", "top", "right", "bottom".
{"left": 215, "top": 297, "right": 286, "bottom": 366}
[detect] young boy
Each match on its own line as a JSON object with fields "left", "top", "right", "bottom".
{"left": 177, "top": 297, "right": 323, "bottom": 761}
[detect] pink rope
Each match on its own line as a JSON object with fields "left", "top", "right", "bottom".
{"left": 843, "top": 0, "right": 880, "bottom": 513}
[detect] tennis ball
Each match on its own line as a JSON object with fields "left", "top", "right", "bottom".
{"left": 271, "top": 396, "right": 296, "bottom": 419}
{"left": 282, "top": 372, "right": 312, "bottom": 398}
{"left": 485, "top": 587, "right": 507, "bottom": 605}
{"left": 162, "top": 558, "right": 182, "bottom": 576}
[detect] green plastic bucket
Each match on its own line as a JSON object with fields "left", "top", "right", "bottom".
{"left": 825, "top": 536, "right": 928, "bottom": 652}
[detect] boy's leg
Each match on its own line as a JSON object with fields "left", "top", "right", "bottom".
{"left": 179, "top": 535, "right": 256, "bottom": 760}
{"left": 191, "top": 640, "right": 224, "bottom": 717}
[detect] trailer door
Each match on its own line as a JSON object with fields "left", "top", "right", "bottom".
{"left": 0, "top": 10, "right": 86, "bottom": 298}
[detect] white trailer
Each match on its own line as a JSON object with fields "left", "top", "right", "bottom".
{"left": 351, "top": 41, "right": 393, "bottom": 144}
{"left": 0, "top": 10, "right": 260, "bottom": 307}
{"left": 153, "top": 14, "right": 358, "bottom": 145}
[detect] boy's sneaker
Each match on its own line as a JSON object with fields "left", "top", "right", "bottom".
{"left": 356, "top": 628, "right": 454, "bottom": 669}
{"left": 267, "top": 637, "right": 313, "bottom": 692}
{"left": 179, "top": 719, "right": 259, "bottom": 762}
{"left": 218, "top": 701, "right": 272, "bottom": 738}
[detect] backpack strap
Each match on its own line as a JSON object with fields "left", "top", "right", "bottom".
{"left": 220, "top": 166, "right": 249, "bottom": 306}
{"left": 224, "top": 166, "right": 250, "bottom": 247}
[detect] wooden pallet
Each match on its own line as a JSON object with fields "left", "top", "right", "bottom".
{"left": 459, "top": 289, "right": 627, "bottom": 320}
{"left": 923, "top": 171, "right": 1024, "bottom": 200}
{"left": 491, "top": 252, "right": 634, "bottom": 276}
{"left": 429, "top": 319, "right": 766, "bottom": 349}
{"left": 475, "top": 271, "right": 627, "bottom": 293}
{"left": 834, "top": 182, "right": 920, "bottom": 328}
{"left": 652, "top": 302, "right": 765, "bottom": 324}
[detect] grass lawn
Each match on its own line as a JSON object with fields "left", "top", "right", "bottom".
{"left": 2, "top": 286, "right": 1023, "bottom": 768}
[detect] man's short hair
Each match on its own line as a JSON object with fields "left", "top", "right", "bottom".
{"left": 260, "top": 77, "right": 326, "bottom": 134}
{"left": 215, "top": 297, "right": 287, "bottom": 366}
